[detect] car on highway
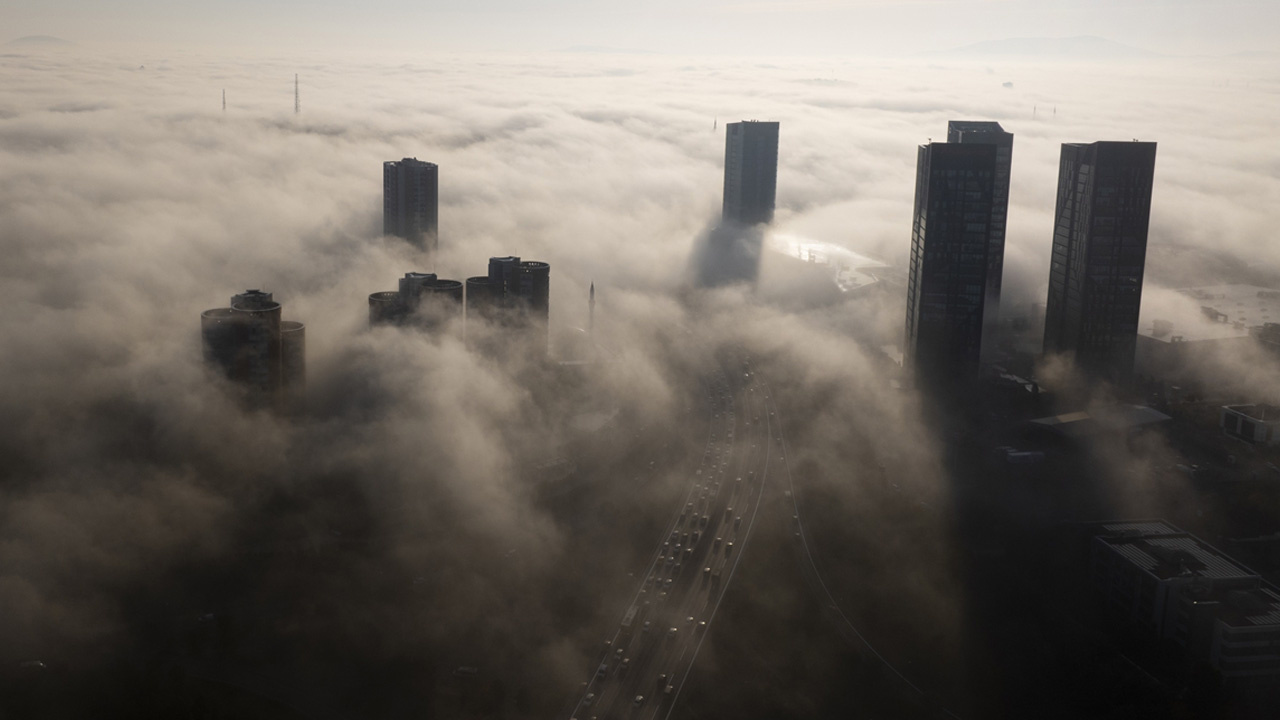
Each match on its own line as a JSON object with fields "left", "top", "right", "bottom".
{"left": 584, "top": 692, "right": 595, "bottom": 706}
{"left": 634, "top": 695, "right": 645, "bottom": 707}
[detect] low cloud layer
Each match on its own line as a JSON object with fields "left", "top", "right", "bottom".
{"left": 1, "top": 44, "right": 1278, "bottom": 715}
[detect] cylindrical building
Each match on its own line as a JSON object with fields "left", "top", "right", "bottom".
{"left": 369, "top": 291, "right": 405, "bottom": 326}
{"left": 465, "top": 276, "right": 504, "bottom": 323}
{"left": 415, "top": 278, "right": 464, "bottom": 329}
{"left": 516, "top": 261, "right": 550, "bottom": 318}
{"left": 201, "top": 289, "right": 304, "bottom": 407}
{"left": 229, "top": 291, "right": 282, "bottom": 394}
{"left": 398, "top": 272, "right": 438, "bottom": 301}
{"left": 487, "top": 256, "right": 521, "bottom": 296}
{"left": 201, "top": 307, "right": 242, "bottom": 377}
{"left": 280, "top": 321, "right": 306, "bottom": 393}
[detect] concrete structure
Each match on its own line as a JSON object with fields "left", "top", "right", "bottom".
{"left": 368, "top": 272, "right": 463, "bottom": 329}
{"left": 462, "top": 257, "right": 552, "bottom": 353}
{"left": 1090, "top": 521, "right": 1260, "bottom": 640}
{"left": 465, "top": 275, "right": 504, "bottom": 323}
{"left": 1089, "top": 521, "right": 1280, "bottom": 691}
{"left": 1221, "top": 404, "right": 1280, "bottom": 445}
{"left": 904, "top": 141, "right": 998, "bottom": 389}
{"left": 201, "top": 289, "right": 305, "bottom": 405}
{"left": 384, "top": 158, "right": 439, "bottom": 251}
{"left": 722, "top": 121, "right": 779, "bottom": 226}
{"left": 1043, "top": 141, "right": 1157, "bottom": 383}
{"left": 1136, "top": 285, "right": 1279, "bottom": 381}
{"left": 1030, "top": 405, "right": 1170, "bottom": 440}
{"left": 947, "top": 121, "right": 1013, "bottom": 363}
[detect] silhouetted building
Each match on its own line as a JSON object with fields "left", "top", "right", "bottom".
{"left": 368, "top": 272, "right": 463, "bottom": 329}
{"left": 1087, "top": 521, "right": 1280, "bottom": 694}
{"left": 1043, "top": 141, "right": 1157, "bottom": 383}
{"left": 465, "top": 275, "right": 504, "bottom": 323}
{"left": 201, "top": 289, "right": 305, "bottom": 404}
{"left": 904, "top": 142, "right": 998, "bottom": 389}
{"left": 465, "top": 256, "right": 551, "bottom": 354}
{"left": 723, "top": 121, "right": 779, "bottom": 226}
{"left": 1221, "top": 404, "right": 1280, "bottom": 445}
{"left": 948, "top": 121, "right": 1013, "bottom": 362}
{"left": 384, "top": 158, "right": 439, "bottom": 251}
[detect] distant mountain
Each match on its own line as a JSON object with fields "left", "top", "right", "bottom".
{"left": 6, "top": 35, "right": 75, "bottom": 47}
{"left": 938, "top": 35, "right": 1159, "bottom": 59}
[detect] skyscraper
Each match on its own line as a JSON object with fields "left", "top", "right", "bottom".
{"left": 948, "top": 121, "right": 1013, "bottom": 362}
{"left": 722, "top": 121, "right": 779, "bottom": 226}
{"left": 383, "top": 158, "right": 439, "bottom": 251}
{"left": 1043, "top": 141, "right": 1157, "bottom": 382}
{"left": 904, "top": 142, "right": 998, "bottom": 388}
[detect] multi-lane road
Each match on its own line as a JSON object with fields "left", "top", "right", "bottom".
{"left": 568, "top": 354, "right": 772, "bottom": 720}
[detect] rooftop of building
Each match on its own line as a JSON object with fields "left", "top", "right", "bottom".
{"left": 386, "top": 157, "right": 437, "bottom": 167}
{"left": 1224, "top": 404, "right": 1280, "bottom": 423}
{"left": 1098, "top": 527, "right": 1258, "bottom": 582}
{"left": 948, "top": 120, "right": 1007, "bottom": 133}
{"left": 1030, "top": 405, "right": 1170, "bottom": 438}
{"left": 1217, "top": 587, "right": 1280, "bottom": 628}
{"left": 1097, "top": 520, "right": 1182, "bottom": 536}
{"left": 1141, "top": 284, "right": 1280, "bottom": 343}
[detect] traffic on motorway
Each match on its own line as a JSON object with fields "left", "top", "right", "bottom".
{"left": 569, "top": 355, "right": 772, "bottom": 720}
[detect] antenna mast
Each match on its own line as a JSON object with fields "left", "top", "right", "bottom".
{"left": 294, "top": 74, "right": 300, "bottom": 114}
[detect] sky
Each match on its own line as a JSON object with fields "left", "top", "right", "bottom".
{"left": 5, "top": 0, "right": 1280, "bottom": 56}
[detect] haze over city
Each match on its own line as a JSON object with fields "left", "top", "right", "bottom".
{"left": 3, "top": 1, "right": 1280, "bottom": 718}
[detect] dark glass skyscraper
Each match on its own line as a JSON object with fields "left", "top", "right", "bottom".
{"left": 1043, "top": 141, "right": 1157, "bottom": 382}
{"left": 904, "top": 142, "right": 997, "bottom": 388}
{"left": 722, "top": 121, "right": 779, "bottom": 226}
{"left": 383, "top": 158, "right": 439, "bottom": 252}
{"left": 947, "top": 121, "right": 1013, "bottom": 362}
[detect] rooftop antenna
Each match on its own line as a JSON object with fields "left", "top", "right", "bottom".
{"left": 294, "top": 74, "right": 300, "bottom": 114}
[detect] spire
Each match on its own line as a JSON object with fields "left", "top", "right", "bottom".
{"left": 294, "top": 74, "right": 300, "bottom": 114}
{"left": 222, "top": 89, "right": 226, "bottom": 112}
{"left": 588, "top": 281, "right": 595, "bottom": 335}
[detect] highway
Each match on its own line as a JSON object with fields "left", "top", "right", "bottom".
{"left": 567, "top": 353, "right": 771, "bottom": 720}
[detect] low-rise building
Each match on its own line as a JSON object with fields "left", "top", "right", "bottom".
{"left": 1221, "top": 404, "right": 1280, "bottom": 446}
{"left": 1088, "top": 521, "right": 1280, "bottom": 693}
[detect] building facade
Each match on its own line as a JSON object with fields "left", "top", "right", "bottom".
{"left": 384, "top": 158, "right": 439, "bottom": 252}
{"left": 947, "top": 121, "right": 1013, "bottom": 363}
{"left": 368, "top": 272, "right": 463, "bottom": 329}
{"left": 904, "top": 142, "right": 997, "bottom": 388}
{"left": 1043, "top": 141, "right": 1157, "bottom": 382}
{"left": 201, "top": 289, "right": 305, "bottom": 405}
{"left": 722, "top": 121, "right": 779, "bottom": 226}
{"left": 1088, "top": 521, "right": 1280, "bottom": 693}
